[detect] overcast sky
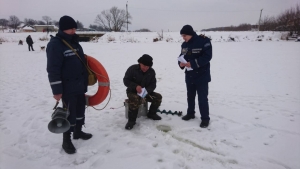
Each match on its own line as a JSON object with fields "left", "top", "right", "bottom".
{"left": 0, "top": 0, "right": 299, "bottom": 31}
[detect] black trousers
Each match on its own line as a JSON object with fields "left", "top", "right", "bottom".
{"left": 28, "top": 44, "right": 34, "bottom": 51}
{"left": 186, "top": 82, "right": 210, "bottom": 121}
{"left": 62, "top": 94, "right": 86, "bottom": 132}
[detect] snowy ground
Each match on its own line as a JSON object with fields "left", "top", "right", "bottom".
{"left": 0, "top": 32, "right": 300, "bottom": 169}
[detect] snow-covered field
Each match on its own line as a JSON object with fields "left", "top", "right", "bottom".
{"left": 0, "top": 32, "right": 299, "bottom": 169}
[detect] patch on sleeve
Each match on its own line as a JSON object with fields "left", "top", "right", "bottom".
{"left": 204, "top": 43, "right": 210, "bottom": 47}
{"left": 63, "top": 49, "right": 78, "bottom": 57}
{"left": 181, "top": 48, "right": 188, "bottom": 55}
{"left": 192, "top": 48, "right": 202, "bottom": 53}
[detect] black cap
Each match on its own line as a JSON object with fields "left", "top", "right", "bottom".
{"left": 180, "top": 25, "right": 194, "bottom": 35}
{"left": 138, "top": 54, "right": 153, "bottom": 67}
{"left": 59, "top": 15, "right": 77, "bottom": 31}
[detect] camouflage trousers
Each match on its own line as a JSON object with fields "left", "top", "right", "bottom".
{"left": 127, "top": 92, "right": 162, "bottom": 111}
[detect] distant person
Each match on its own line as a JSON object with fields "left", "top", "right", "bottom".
{"left": 46, "top": 15, "right": 92, "bottom": 154}
{"left": 18, "top": 40, "right": 23, "bottom": 45}
{"left": 26, "top": 35, "right": 34, "bottom": 51}
{"left": 178, "top": 25, "right": 212, "bottom": 128}
{"left": 123, "top": 54, "right": 162, "bottom": 130}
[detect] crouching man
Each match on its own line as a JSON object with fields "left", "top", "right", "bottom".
{"left": 123, "top": 54, "right": 162, "bottom": 130}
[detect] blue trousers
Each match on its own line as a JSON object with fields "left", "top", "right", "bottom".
{"left": 62, "top": 94, "right": 86, "bottom": 132}
{"left": 186, "top": 82, "right": 210, "bottom": 121}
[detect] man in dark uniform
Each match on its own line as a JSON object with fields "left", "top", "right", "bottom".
{"left": 26, "top": 35, "right": 34, "bottom": 51}
{"left": 178, "top": 25, "right": 212, "bottom": 128}
{"left": 123, "top": 54, "right": 162, "bottom": 130}
{"left": 46, "top": 15, "right": 92, "bottom": 154}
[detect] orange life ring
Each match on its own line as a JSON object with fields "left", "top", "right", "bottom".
{"left": 85, "top": 55, "right": 110, "bottom": 106}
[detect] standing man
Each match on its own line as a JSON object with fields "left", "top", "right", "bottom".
{"left": 178, "top": 25, "right": 212, "bottom": 128}
{"left": 26, "top": 35, "right": 34, "bottom": 51}
{"left": 123, "top": 54, "right": 162, "bottom": 130}
{"left": 46, "top": 15, "right": 92, "bottom": 154}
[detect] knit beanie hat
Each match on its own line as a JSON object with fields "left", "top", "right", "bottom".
{"left": 59, "top": 15, "right": 77, "bottom": 31}
{"left": 180, "top": 25, "right": 194, "bottom": 35}
{"left": 138, "top": 54, "right": 153, "bottom": 67}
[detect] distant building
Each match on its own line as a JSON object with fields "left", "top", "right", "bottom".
{"left": 34, "top": 25, "right": 58, "bottom": 32}
{"left": 17, "top": 23, "right": 26, "bottom": 29}
{"left": 0, "top": 26, "right": 5, "bottom": 32}
{"left": 22, "top": 26, "right": 35, "bottom": 32}
{"left": 77, "top": 28, "right": 96, "bottom": 32}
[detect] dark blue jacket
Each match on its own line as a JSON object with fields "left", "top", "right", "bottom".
{"left": 179, "top": 32, "right": 212, "bottom": 84}
{"left": 26, "top": 36, "right": 33, "bottom": 45}
{"left": 46, "top": 30, "right": 88, "bottom": 97}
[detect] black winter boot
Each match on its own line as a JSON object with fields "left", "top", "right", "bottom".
{"left": 125, "top": 121, "right": 136, "bottom": 130}
{"left": 125, "top": 109, "right": 138, "bottom": 130}
{"left": 147, "top": 104, "right": 162, "bottom": 120}
{"left": 200, "top": 120, "right": 209, "bottom": 128}
{"left": 182, "top": 114, "right": 195, "bottom": 121}
{"left": 73, "top": 125, "right": 93, "bottom": 140}
{"left": 62, "top": 131, "right": 76, "bottom": 154}
{"left": 147, "top": 113, "right": 162, "bottom": 120}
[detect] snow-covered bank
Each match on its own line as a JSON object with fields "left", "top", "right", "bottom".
{"left": 0, "top": 31, "right": 287, "bottom": 44}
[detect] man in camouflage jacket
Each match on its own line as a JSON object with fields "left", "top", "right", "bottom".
{"left": 123, "top": 54, "right": 162, "bottom": 130}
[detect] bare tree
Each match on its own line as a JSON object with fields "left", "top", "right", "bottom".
{"left": 278, "top": 8, "right": 294, "bottom": 31}
{"left": 42, "top": 16, "right": 52, "bottom": 25}
{"left": 24, "top": 18, "right": 37, "bottom": 26}
{"left": 37, "top": 20, "right": 46, "bottom": 25}
{"left": 42, "top": 16, "right": 52, "bottom": 33}
{"left": 52, "top": 20, "right": 59, "bottom": 27}
{"left": 290, "top": 4, "right": 300, "bottom": 34}
{"left": 95, "top": 6, "right": 132, "bottom": 31}
{"left": 0, "top": 18, "right": 9, "bottom": 29}
{"left": 89, "top": 24, "right": 106, "bottom": 31}
{"left": 8, "top": 15, "right": 21, "bottom": 29}
{"left": 276, "top": 4, "right": 300, "bottom": 34}
{"left": 76, "top": 20, "right": 84, "bottom": 29}
{"left": 260, "top": 16, "right": 277, "bottom": 31}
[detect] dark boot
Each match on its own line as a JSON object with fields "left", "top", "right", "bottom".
{"left": 125, "top": 121, "right": 136, "bottom": 130}
{"left": 73, "top": 125, "right": 93, "bottom": 140}
{"left": 147, "top": 104, "right": 161, "bottom": 120}
{"left": 200, "top": 120, "right": 209, "bottom": 128}
{"left": 125, "top": 109, "right": 138, "bottom": 130}
{"left": 62, "top": 131, "right": 76, "bottom": 154}
{"left": 182, "top": 114, "right": 195, "bottom": 121}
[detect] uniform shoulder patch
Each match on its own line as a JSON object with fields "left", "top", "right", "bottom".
{"left": 199, "top": 34, "right": 206, "bottom": 38}
{"left": 204, "top": 43, "right": 210, "bottom": 47}
{"left": 199, "top": 34, "right": 212, "bottom": 40}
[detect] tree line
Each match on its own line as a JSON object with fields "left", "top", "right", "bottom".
{"left": 0, "top": 15, "right": 86, "bottom": 30}
{"left": 0, "top": 6, "right": 135, "bottom": 32}
{"left": 203, "top": 4, "right": 299, "bottom": 34}
{"left": 4, "top": 5, "right": 297, "bottom": 33}
{"left": 260, "top": 4, "right": 299, "bottom": 33}
{"left": 0, "top": 16, "right": 56, "bottom": 29}
{"left": 202, "top": 23, "right": 256, "bottom": 31}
